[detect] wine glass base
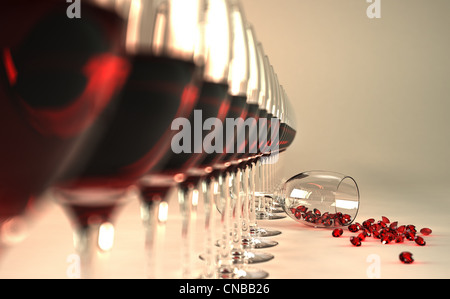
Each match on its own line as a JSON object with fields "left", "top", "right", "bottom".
{"left": 199, "top": 251, "right": 274, "bottom": 264}
{"left": 235, "top": 266, "right": 269, "bottom": 279}
{"left": 252, "top": 238, "right": 278, "bottom": 249}
{"left": 197, "top": 266, "right": 269, "bottom": 279}
{"left": 246, "top": 251, "right": 275, "bottom": 264}
{"left": 257, "top": 228, "right": 282, "bottom": 237}
{"left": 214, "top": 237, "right": 278, "bottom": 249}
{"left": 256, "top": 214, "right": 286, "bottom": 220}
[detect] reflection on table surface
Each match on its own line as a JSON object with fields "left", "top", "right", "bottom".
{"left": 0, "top": 187, "right": 449, "bottom": 279}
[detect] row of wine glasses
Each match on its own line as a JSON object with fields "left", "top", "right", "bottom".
{"left": 0, "top": 0, "right": 296, "bottom": 278}
{"left": 1, "top": 0, "right": 360, "bottom": 279}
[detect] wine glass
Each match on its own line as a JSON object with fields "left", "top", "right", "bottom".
{"left": 271, "top": 85, "right": 298, "bottom": 209}
{"left": 230, "top": 25, "right": 276, "bottom": 265}
{"left": 0, "top": 1, "right": 130, "bottom": 259}
{"left": 249, "top": 49, "right": 283, "bottom": 242}
{"left": 259, "top": 65, "right": 287, "bottom": 220}
{"left": 280, "top": 171, "right": 360, "bottom": 228}
{"left": 137, "top": 0, "right": 234, "bottom": 279}
{"left": 259, "top": 69, "right": 291, "bottom": 218}
{"left": 54, "top": 0, "right": 204, "bottom": 278}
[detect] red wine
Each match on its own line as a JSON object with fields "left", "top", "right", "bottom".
{"left": 257, "top": 109, "right": 268, "bottom": 154}
{"left": 60, "top": 55, "right": 200, "bottom": 190}
{"left": 279, "top": 123, "right": 297, "bottom": 150}
{"left": 0, "top": 1, "right": 129, "bottom": 222}
{"left": 158, "top": 81, "right": 230, "bottom": 174}
{"left": 237, "top": 103, "right": 260, "bottom": 159}
{"left": 219, "top": 95, "right": 248, "bottom": 164}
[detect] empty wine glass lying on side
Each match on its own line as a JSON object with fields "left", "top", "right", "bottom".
{"left": 279, "top": 171, "right": 360, "bottom": 228}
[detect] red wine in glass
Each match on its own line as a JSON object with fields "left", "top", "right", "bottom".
{"left": 0, "top": 1, "right": 130, "bottom": 246}
{"left": 279, "top": 123, "right": 297, "bottom": 151}
{"left": 57, "top": 53, "right": 200, "bottom": 233}
{"left": 137, "top": 80, "right": 230, "bottom": 278}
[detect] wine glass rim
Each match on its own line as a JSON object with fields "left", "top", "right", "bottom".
{"left": 286, "top": 170, "right": 360, "bottom": 225}
{"left": 335, "top": 174, "right": 360, "bottom": 224}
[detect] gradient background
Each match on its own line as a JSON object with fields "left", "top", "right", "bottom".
{"left": 241, "top": 0, "right": 450, "bottom": 197}
{"left": 239, "top": 0, "right": 450, "bottom": 278}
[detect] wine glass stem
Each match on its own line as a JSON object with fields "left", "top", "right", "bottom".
{"left": 201, "top": 176, "right": 216, "bottom": 278}
{"left": 241, "top": 165, "right": 251, "bottom": 248}
{"left": 178, "top": 183, "right": 194, "bottom": 279}
{"left": 72, "top": 223, "right": 105, "bottom": 279}
{"left": 217, "top": 171, "right": 234, "bottom": 277}
{"left": 256, "top": 158, "right": 268, "bottom": 219}
{"left": 140, "top": 199, "right": 159, "bottom": 278}
{"left": 230, "top": 168, "right": 245, "bottom": 263}
{"left": 248, "top": 161, "right": 259, "bottom": 237}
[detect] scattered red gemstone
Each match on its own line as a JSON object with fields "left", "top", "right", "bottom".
{"left": 397, "top": 225, "right": 406, "bottom": 233}
{"left": 420, "top": 228, "right": 432, "bottom": 235}
{"left": 331, "top": 216, "right": 432, "bottom": 265}
{"left": 377, "top": 221, "right": 386, "bottom": 228}
{"left": 362, "top": 220, "right": 372, "bottom": 229}
{"left": 406, "top": 225, "right": 416, "bottom": 233}
{"left": 332, "top": 228, "right": 343, "bottom": 237}
{"left": 289, "top": 206, "right": 357, "bottom": 227}
{"left": 350, "top": 236, "right": 361, "bottom": 246}
{"left": 297, "top": 205, "right": 308, "bottom": 213}
{"left": 415, "top": 236, "right": 426, "bottom": 246}
{"left": 395, "top": 235, "right": 404, "bottom": 243}
{"left": 389, "top": 221, "right": 398, "bottom": 230}
{"left": 357, "top": 232, "right": 366, "bottom": 241}
{"left": 381, "top": 235, "right": 390, "bottom": 244}
{"left": 405, "top": 231, "right": 415, "bottom": 241}
{"left": 348, "top": 224, "right": 359, "bottom": 233}
{"left": 399, "top": 251, "right": 414, "bottom": 264}
{"left": 372, "top": 231, "right": 381, "bottom": 239}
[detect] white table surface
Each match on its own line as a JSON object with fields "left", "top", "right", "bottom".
{"left": 0, "top": 183, "right": 448, "bottom": 279}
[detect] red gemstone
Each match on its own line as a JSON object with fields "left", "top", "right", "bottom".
{"left": 362, "top": 220, "right": 372, "bottom": 229}
{"left": 332, "top": 228, "right": 343, "bottom": 237}
{"left": 373, "top": 231, "right": 381, "bottom": 239}
{"left": 313, "top": 208, "right": 321, "bottom": 216}
{"left": 357, "top": 232, "right": 366, "bottom": 241}
{"left": 395, "top": 234, "right": 404, "bottom": 243}
{"left": 350, "top": 236, "right": 361, "bottom": 246}
{"left": 405, "top": 231, "right": 415, "bottom": 241}
{"left": 348, "top": 224, "right": 359, "bottom": 233}
{"left": 323, "top": 218, "right": 333, "bottom": 226}
{"left": 406, "top": 225, "right": 416, "bottom": 233}
{"left": 389, "top": 221, "right": 398, "bottom": 230}
{"left": 381, "top": 216, "right": 390, "bottom": 224}
{"left": 372, "top": 223, "right": 381, "bottom": 231}
{"left": 294, "top": 210, "right": 302, "bottom": 219}
{"left": 415, "top": 236, "right": 426, "bottom": 246}
{"left": 381, "top": 235, "right": 390, "bottom": 244}
{"left": 420, "top": 228, "right": 432, "bottom": 235}
{"left": 377, "top": 221, "right": 387, "bottom": 228}
{"left": 399, "top": 251, "right": 414, "bottom": 264}
{"left": 297, "top": 205, "right": 308, "bottom": 213}
{"left": 397, "top": 225, "right": 406, "bottom": 233}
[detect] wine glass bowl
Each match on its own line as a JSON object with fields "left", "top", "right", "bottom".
{"left": 281, "top": 171, "right": 360, "bottom": 228}
{"left": 0, "top": 0, "right": 131, "bottom": 249}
